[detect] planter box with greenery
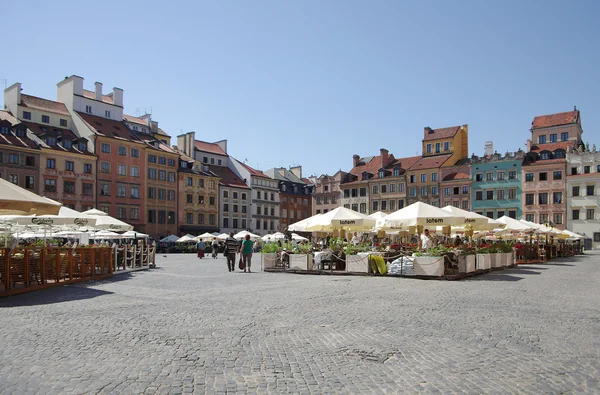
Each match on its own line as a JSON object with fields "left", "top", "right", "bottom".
{"left": 261, "top": 243, "right": 280, "bottom": 270}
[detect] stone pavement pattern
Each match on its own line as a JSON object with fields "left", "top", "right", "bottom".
{"left": 0, "top": 253, "right": 599, "bottom": 394}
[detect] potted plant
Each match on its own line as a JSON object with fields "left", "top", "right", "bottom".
{"left": 412, "top": 245, "right": 449, "bottom": 277}
{"left": 261, "top": 242, "right": 281, "bottom": 269}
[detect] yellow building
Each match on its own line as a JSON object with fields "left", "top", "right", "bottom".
{"left": 407, "top": 125, "right": 470, "bottom": 207}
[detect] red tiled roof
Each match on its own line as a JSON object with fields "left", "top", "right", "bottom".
{"left": 21, "top": 121, "right": 93, "bottom": 155}
{"left": 442, "top": 172, "right": 470, "bottom": 181}
{"left": 530, "top": 141, "right": 575, "bottom": 152}
{"left": 156, "top": 127, "right": 170, "bottom": 137}
{"left": 82, "top": 89, "right": 114, "bottom": 105}
{"left": 301, "top": 177, "right": 313, "bottom": 184}
{"left": 393, "top": 155, "right": 421, "bottom": 172}
{"left": 20, "top": 94, "right": 70, "bottom": 116}
{"left": 532, "top": 110, "right": 579, "bottom": 129}
{"left": 209, "top": 166, "right": 250, "bottom": 189}
{"left": 194, "top": 140, "right": 227, "bottom": 156}
{"left": 423, "top": 126, "right": 461, "bottom": 141}
{"left": 0, "top": 111, "right": 40, "bottom": 149}
{"left": 123, "top": 114, "right": 149, "bottom": 126}
{"left": 408, "top": 154, "right": 452, "bottom": 170}
{"left": 240, "top": 162, "right": 270, "bottom": 179}
{"left": 77, "top": 112, "right": 142, "bottom": 142}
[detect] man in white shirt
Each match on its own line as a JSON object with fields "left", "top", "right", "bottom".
{"left": 420, "top": 229, "right": 433, "bottom": 249}
{"left": 351, "top": 232, "right": 361, "bottom": 246}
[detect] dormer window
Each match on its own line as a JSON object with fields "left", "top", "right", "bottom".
{"left": 62, "top": 139, "right": 72, "bottom": 149}
{"left": 16, "top": 128, "right": 25, "bottom": 137}
{"left": 46, "top": 136, "right": 57, "bottom": 146}
{"left": 554, "top": 150, "right": 565, "bottom": 159}
{"left": 0, "top": 126, "right": 10, "bottom": 135}
{"left": 78, "top": 140, "right": 87, "bottom": 151}
{"left": 378, "top": 170, "right": 385, "bottom": 178}
{"left": 540, "top": 151, "right": 550, "bottom": 160}
{"left": 393, "top": 167, "right": 400, "bottom": 177}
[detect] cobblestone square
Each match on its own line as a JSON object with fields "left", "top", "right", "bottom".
{"left": 1, "top": 252, "right": 599, "bottom": 394}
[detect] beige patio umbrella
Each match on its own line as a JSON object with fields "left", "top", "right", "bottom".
{"left": 81, "top": 208, "right": 134, "bottom": 231}
{"left": 288, "top": 214, "right": 322, "bottom": 232}
{"left": 197, "top": 232, "right": 217, "bottom": 242}
{"left": 304, "top": 207, "right": 376, "bottom": 233}
{"left": 233, "top": 230, "right": 261, "bottom": 240}
{"left": 0, "top": 178, "right": 61, "bottom": 215}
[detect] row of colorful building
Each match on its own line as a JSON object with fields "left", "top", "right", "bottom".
{"left": 1, "top": 75, "right": 598, "bottom": 246}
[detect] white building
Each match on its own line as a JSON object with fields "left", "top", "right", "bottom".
{"left": 566, "top": 145, "right": 600, "bottom": 247}
{"left": 230, "top": 157, "right": 280, "bottom": 235}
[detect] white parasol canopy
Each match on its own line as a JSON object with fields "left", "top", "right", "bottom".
{"left": 288, "top": 214, "right": 322, "bottom": 232}
{"left": 233, "top": 230, "right": 261, "bottom": 240}
{"left": 121, "top": 230, "right": 149, "bottom": 239}
{"left": 197, "top": 232, "right": 217, "bottom": 242}
{"left": 383, "top": 201, "right": 464, "bottom": 229}
{"left": 90, "top": 230, "right": 124, "bottom": 239}
{"left": 496, "top": 216, "right": 535, "bottom": 233}
{"left": 215, "top": 233, "right": 230, "bottom": 240}
{"left": 261, "top": 232, "right": 286, "bottom": 241}
{"left": 441, "top": 205, "right": 503, "bottom": 229}
{"left": 561, "top": 229, "right": 585, "bottom": 240}
{"left": 176, "top": 234, "right": 197, "bottom": 243}
{"left": 291, "top": 233, "right": 308, "bottom": 241}
{"left": 81, "top": 208, "right": 134, "bottom": 231}
{"left": 160, "top": 234, "right": 179, "bottom": 243}
{"left": 304, "top": 207, "right": 376, "bottom": 232}
{"left": 0, "top": 178, "right": 61, "bottom": 215}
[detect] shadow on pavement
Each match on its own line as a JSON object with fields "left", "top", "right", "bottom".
{"left": 467, "top": 273, "right": 524, "bottom": 282}
{"left": 504, "top": 269, "right": 543, "bottom": 275}
{"left": 543, "top": 263, "right": 575, "bottom": 267}
{"left": 0, "top": 285, "right": 114, "bottom": 307}
{"left": 0, "top": 273, "right": 143, "bottom": 307}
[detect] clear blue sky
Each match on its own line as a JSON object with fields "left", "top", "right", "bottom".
{"left": 3, "top": 0, "right": 599, "bottom": 177}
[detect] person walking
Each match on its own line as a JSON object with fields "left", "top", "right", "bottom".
{"left": 212, "top": 238, "right": 219, "bottom": 258}
{"left": 225, "top": 232, "right": 239, "bottom": 272}
{"left": 241, "top": 234, "right": 254, "bottom": 273}
{"left": 196, "top": 239, "right": 205, "bottom": 259}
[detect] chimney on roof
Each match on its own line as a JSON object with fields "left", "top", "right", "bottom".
{"left": 112, "top": 87, "right": 123, "bottom": 107}
{"left": 4, "top": 82, "right": 22, "bottom": 116}
{"left": 290, "top": 166, "right": 302, "bottom": 179}
{"left": 574, "top": 105, "right": 577, "bottom": 111}
{"left": 484, "top": 141, "right": 493, "bottom": 156}
{"left": 380, "top": 148, "right": 390, "bottom": 167}
{"left": 425, "top": 126, "right": 434, "bottom": 134}
{"left": 94, "top": 82, "right": 102, "bottom": 101}
{"left": 353, "top": 154, "right": 360, "bottom": 167}
{"left": 526, "top": 139, "right": 532, "bottom": 152}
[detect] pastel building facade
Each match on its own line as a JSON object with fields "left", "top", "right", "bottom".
{"left": 471, "top": 149, "right": 524, "bottom": 219}
{"left": 566, "top": 147, "right": 600, "bottom": 247}
{"left": 440, "top": 163, "right": 472, "bottom": 211}
{"left": 0, "top": 110, "right": 40, "bottom": 195}
{"left": 177, "top": 154, "right": 220, "bottom": 236}
{"left": 230, "top": 158, "right": 280, "bottom": 235}
{"left": 310, "top": 171, "right": 346, "bottom": 215}
{"left": 521, "top": 110, "right": 583, "bottom": 229}
{"left": 264, "top": 166, "right": 312, "bottom": 231}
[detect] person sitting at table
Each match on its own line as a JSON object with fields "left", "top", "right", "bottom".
{"left": 421, "top": 229, "right": 433, "bottom": 250}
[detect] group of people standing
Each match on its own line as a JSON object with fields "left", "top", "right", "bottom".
{"left": 196, "top": 233, "right": 254, "bottom": 273}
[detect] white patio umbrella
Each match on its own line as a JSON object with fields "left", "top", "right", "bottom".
{"left": 561, "top": 229, "right": 584, "bottom": 240}
{"left": 81, "top": 208, "right": 134, "bottom": 231}
{"left": 160, "top": 234, "right": 179, "bottom": 243}
{"left": 304, "top": 207, "right": 376, "bottom": 232}
{"left": 288, "top": 214, "right": 322, "bottom": 232}
{"left": 496, "top": 216, "right": 535, "bottom": 234}
{"left": 441, "top": 205, "right": 503, "bottom": 229}
{"left": 291, "top": 233, "right": 308, "bottom": 241}
{"left": 215, "top": 233, "right": 230, "bottom": 240}
{"left": 121, "top": 230, "right": 149, "bottom": 239}
{"left": 176, "top": 234, "right": 197, "bottom": 243}
{"left": 383, "top": 201, "right": 464, "bottom": 229}
{"left": 261, "top": 232, "right": 286, "bottom": 241}
{"left": 197, "top": 232, "right": 216, "bottom": 242}
{"left": 233, "top": 230, "right": 261, "bottom": 240}
{"left": 90, "top": 230, "right": 124, "bottom": 240}
{"left": 0, "top": 178, "right": 61, "bottom": 215}
{"left": 0, "top": 213, "right": 97, "bottom": 228}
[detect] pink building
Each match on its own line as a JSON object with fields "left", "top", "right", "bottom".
{"left": 522, "top": 109, "right": 583, "bottom": 229}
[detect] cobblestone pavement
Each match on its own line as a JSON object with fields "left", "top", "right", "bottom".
{"left": 1, "top": 252, "right": 599, "bottom": 395}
